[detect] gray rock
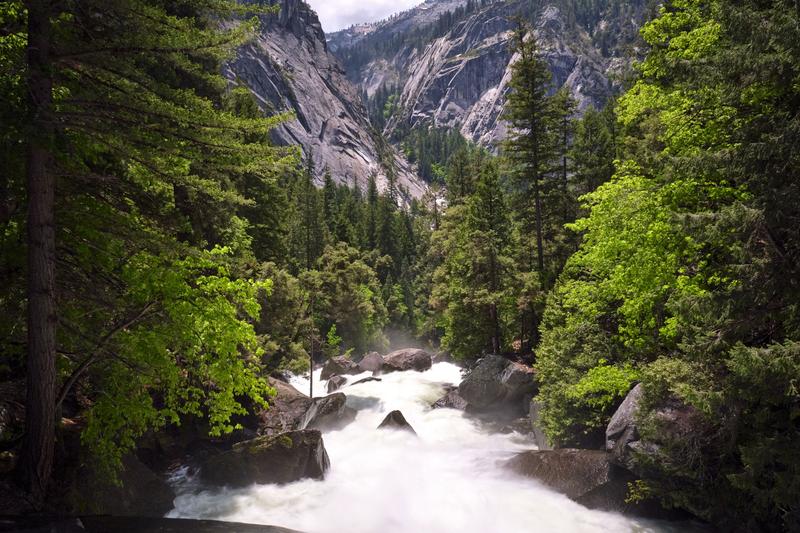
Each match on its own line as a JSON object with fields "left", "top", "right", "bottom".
{"left": 320, "top": 356, "right": 361, "bottom": 380}
{"left": 330, "top": 1, "right": 646, "bottom": 150}
{"left": 301, "top": 393, "right": 357, "bottom": 431}
{"left": 605, "top": 383, "right": 644, "bottom": 465}
{"left": 352, "top": 376, "right": 382, "bottom": 385}
{"left": 377, "top": 410, "right": 417, "bottom": 435}
{"left": 458, "top": 355, "right": 536, "bottom": 414}
{"left": 358, "top": 351, "right": 385, "bottom": 373}
{"left": 505, "top": 449, "right": 617, "bottom": 500}
{"left": 382, "top": 348, "right": 432, "bottom": 373}
{"left": 257, "top": 378, "right": 313, "bottom": 436}
{"left": 224, "top": 0, "right": 426, "bottom": 201}
{"left": 201, "top": 430, "right": 329, "bottom": 487}
{"left": 326, "top": 375, "right": 347, "bottom": 393}
{"left": 68, "top": 453, "right": 175, "bottom": 517}
{"left": 432, "top": 390, "right": 468, "bottom": 410}
{"left": 529, "top": 398, "right": 552, "bottom": 450}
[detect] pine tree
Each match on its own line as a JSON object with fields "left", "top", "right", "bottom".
{"left": 502, "top": 17, "right": 559, "bottom": 351}
{"left": 3, "top": 0, "right": 285, "bottom": 499}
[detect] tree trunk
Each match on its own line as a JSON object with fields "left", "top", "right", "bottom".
{"left": 19, "top": 0, "right": 56, "bottom": 505}
{"left": 489, "top": 303, "right": 501, "bottom": 354}
{"left": 533, "top": 174, "right": 545, "bottom": 277}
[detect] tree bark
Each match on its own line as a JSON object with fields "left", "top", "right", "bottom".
{"left": 19, "top": 0, "right": 57, "bottom": 505}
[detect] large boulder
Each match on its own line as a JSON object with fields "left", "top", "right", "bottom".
{"left": 201, "top": 430, "right": 329, "bottom": 487}
{"left": 320, "top": 356, "right": 360, "bottom": 380}
{"left": 326, "top": 375, "right": 347, "bottom": 393}
{"left": 382, "top": 348, "right": 432, "bottom": 373}
{"left": 505, "top": 449, "right": 617, "bottom": 500}
{"left": 377, "top": 410, "right": 417, "bottom": 435}
{"left": 529, "top": 399, "right": 552, "bottom": 450}
{"left": 432, "top": 388, "right": 468, "bottom": 410}
{"left": 458, "top": 355, "right": 536, "bottom": 414}
{"left": 301, "top": 393, "right": 357, "bottom": 431}
{"left": 505, "top": 449, "right": 680, "bottom": 518}
{"left": 65, "top": 453, "right": 175, "bottom": 516}
{"left": 605, "top": 383, "right": 644, "bottom": 467}
{"left": 256, "top": 378, "right": 313, "bottom": 436}
{"left": 606, "top": 385, "right": 710, "bottom": 477}
{"left": 358, "top": 352, "right": 385, "bottom": 373}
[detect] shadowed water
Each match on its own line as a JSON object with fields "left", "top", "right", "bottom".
{"left": 167, "top": 363, "right": 700, "bottom": 533}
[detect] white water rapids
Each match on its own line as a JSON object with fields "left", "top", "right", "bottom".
{"left": 168, "top": 362, "right": 698, "bottom": 533}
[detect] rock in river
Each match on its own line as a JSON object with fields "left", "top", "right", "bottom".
{"left": 256, "top": 378, "right": 313, "bottom": 436}
{"left": 301, "top": 393, "right": 357, "bottom": 431}
{"left": 382, "top": 349, "right": 432, "bottom": 373}
{"left": 458, "top": 355, "right": 536, "bottom": 414}
{"left": 326, "top": 375, "right": 347, "bottom": 393}
{"left": 377, "top": 410, "right": 417, "bottom": 435}
{"left": 358, "top": 351, "right": 385, "bottom": 373}
{"left": 201, "top": 430, "right": 330, "bottom": 487}
{"left": 320, "top": 356, "right": 361, "bottom": 380}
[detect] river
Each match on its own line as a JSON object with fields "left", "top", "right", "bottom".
{"left": 167, "top": 362, "right": 699, "bottom": 533}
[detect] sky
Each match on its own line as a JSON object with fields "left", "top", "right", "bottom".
{"left": 306, "top": 0, "right": 423, "bottom": 33}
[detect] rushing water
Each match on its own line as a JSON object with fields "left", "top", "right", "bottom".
{"left": 168, "top": 362, "right": 698, "bottom": 533}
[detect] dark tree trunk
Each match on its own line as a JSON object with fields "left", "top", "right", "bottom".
{"left": 19, "top": 0, "right": 57, "bottom": 505}
{"left": 489, "top": 303, "right": 501, "bottom": 354}
{"left": 533, "top": 174, "right": 544, "bottom": 277}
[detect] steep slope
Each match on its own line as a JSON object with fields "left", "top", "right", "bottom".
{"left": 224, "top": 0, "right": 426, "bottom": 198}
{"left": 330, "top": 0, "right": 649, "bottom": 147}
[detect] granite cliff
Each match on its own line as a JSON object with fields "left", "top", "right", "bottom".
{"left": 330, "top": 0, "right": 650, "bottom": 147}
{"left": 225, "top": 0, "right": 427, "bottom": 198}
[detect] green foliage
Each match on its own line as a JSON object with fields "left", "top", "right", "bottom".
{"left": 302, "top": 244, "right": 389, "bottom": 354}
{"left": 325, "top": 324, "right": 343, "bottom": 357}
{"left": 536, "top": 0, "right": 800, "bottom": 528}
{"left": 430, "top": 159, "right": 517, "bottom": 360}
{"left": 81, "top": 248, "right": 274, "bottom": 473}
{"left": 567, "top": 361, "right": 639, "bottom": 410}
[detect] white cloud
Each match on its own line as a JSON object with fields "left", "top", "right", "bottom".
{"left": 306, "top": 0, "right": 422, "bottom": 33}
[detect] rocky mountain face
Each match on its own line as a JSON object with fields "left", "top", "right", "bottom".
{"left": 329, "top": 0, "right": 650, "bottom": 147}
{"left": 224, "top": 0, "right": 426, "bottom": 198}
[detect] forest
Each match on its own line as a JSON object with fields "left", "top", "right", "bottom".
{"left": 1, "top": 0, "right": 798, "bottom": 531}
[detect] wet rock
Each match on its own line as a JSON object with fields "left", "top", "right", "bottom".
{"left": 352, "top": 376, "right": 382, "bottom": 385}
{"left": 201, "top": 430, "right": 329, "bottom": 487}
{"left": 382, "top": 348, "right": 432, "bottom": 373}
{"left": 345, "top": 395, "right": 383, "bottom": 411}
{"left": 458, "top": 355, "right": 536, "bottom": 415}
{"left": 432, "top": 389, "right": 468, "bottom": 410}
{"left": 605, "top": 383, "right": 643, "bottom": 467}
{"left": 504, "top": 448, "right": 679, "bottom": 518}
{"left": 320, "top": 356, "right": 360, "bottom": 380}
{"left": 256, "top": 378, "right": 313, "bottom": 436}
{"left": 66, "top": 453, "right": 175, "bottom": 516}
{"left": 506, "top": 449, "right": 616, "bottom": 500}
{"left": 377, "top": 410, "right": 417, "bottom": 435}
{"left": 529, "top": 399, "right": 552, "bottom": 450}
{"left": 358, "top": 352, "right": 385, "bottom": 373}
{"left": 326, "top": 375, "right": 347, "bottom": 393}
{"left": 301, "top": 393, "right": 357, "bottom": 431}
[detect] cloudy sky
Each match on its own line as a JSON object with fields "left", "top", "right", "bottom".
{"left": 307, "top": 0, "right": 422, "bottom": 32}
